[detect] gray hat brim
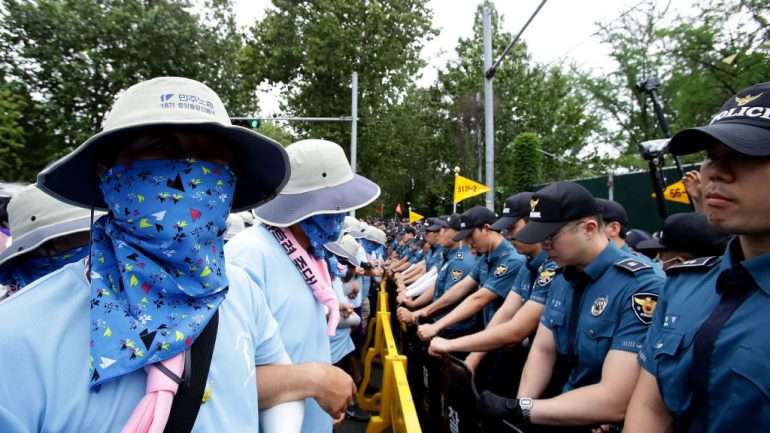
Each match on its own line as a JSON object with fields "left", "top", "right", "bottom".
{"left": 669, "top": 122, "right": 770, "bottom": 156}
{"left": 0, "top": 215, "right": 94, "bottom": 268}
{"left": 254, "top": 174, "right": 381, "bottom": 227}
{"left": 37, "top": 122, "right": 290, "bottom": 213}
{"left": 323, "top": 242, "right": 361, "bottom": 268}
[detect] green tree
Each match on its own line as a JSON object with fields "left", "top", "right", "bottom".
{"left": 0, "top": 78, "right": 26, "bottom": 176}
{"left": 0, "top": 0, "right": 252, "bottom": 180}
{"left": 501, "top": 132, "right": 542, "bottom": 193}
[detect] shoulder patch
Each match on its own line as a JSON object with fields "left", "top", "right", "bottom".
{"left": 537, "top": 268, "right": 557, "bottom": 287}
{"left": 494, "top": 264, "right": 509, "bottom": 277}
{"left": 451, "top": 269, "right": 463, "bottom": 281}
{"left": 666, "top": 256, "right": 721, "bottom": 274}
{"left": 615, "top": 258, "right": 652, "bottom": 273}
{"left": 632, "top": 292, "right": 658, "bottom": 325}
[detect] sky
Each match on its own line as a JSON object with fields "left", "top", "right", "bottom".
{"left": 229, "top": 0, "right": 689, "bottom": 125}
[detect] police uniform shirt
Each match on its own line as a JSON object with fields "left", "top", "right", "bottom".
{"left": 540, "top": 242, "right": 663, "bottom": 391}
{"left": 621, "top": 243, "right": 665, "bottom": 276}
{"left": 469, "top": 240, "right": 526, "bottom": 326}
{"left": 409, "top": 248, "right": 425, "bottom": 264}
{"left": 640, "top": 239, "right": 770, "bottom": 431}
{"left": 512, "top": 251, "right": 556, "bottom": 304}
{"left": 434, "top": 244, "right": 479, "bottom": 331}
{"left": 428, "top": 245, "right": 444, "bottom": 271}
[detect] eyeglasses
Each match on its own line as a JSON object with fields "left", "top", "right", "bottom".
{"left": 543, "top": 220, "right": 585, "bottom": 245}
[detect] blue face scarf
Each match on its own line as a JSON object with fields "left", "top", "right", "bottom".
{"left": 299, "top": 214, "right": 346, "bottom": 259}
{"left": 0, "top": 244, "right": 89, "bottom": 291}
{"left": 326, "top": 255, "right": 349, "bottom": 279}
{"left": 88, "top": 159, "right": 235, "bottom": 387}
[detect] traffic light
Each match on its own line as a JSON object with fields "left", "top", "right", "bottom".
{"left": 231, "top": 118, "right": 261, "bottom": 129}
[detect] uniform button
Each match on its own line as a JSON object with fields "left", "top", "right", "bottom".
{"left": 655, "top": 341, "right": 663, "bottom": 349}
{"left": 589, "top": 329, "right": 595, "bottom": 336}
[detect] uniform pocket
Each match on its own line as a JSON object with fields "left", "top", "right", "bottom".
{"left": 581, "top": 318, "right": 615, "bottom": 367}
{"left": 731, "top": 346, "right": 770, "bottom": 400}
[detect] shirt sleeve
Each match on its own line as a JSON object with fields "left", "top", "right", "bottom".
{"left": 511, "top": 266, "right": 532, "bottom": 301}
{"left": 481, "top": 257, "right": 523, "bottom": 299}
{"left": 610, "top": 273, "right": 664, "bottom": 354}
{"left": 528, "top": 263, "right": 559, "bottom": 305}
{"left": 469, "top": 259, "right": 482, "bottom": 283}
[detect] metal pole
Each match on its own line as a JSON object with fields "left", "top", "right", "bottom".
{"left": 351, "top": 72, "right": 358, "bottom": 173}
{"left": 483, "top": 7, "right": 495, "bottom": 211}
{"left": 350, "top": 72, "right": 358, "bottom": 217}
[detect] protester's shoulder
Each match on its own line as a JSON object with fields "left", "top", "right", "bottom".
{"left": 224, "top": 224, "right": 276, "bottom": 264}
{"left": 1, "top": 260, "right": 88, "bottom": 313}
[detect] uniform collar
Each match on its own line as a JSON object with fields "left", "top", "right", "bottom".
{"left": 582, "top": 242, "right": 622, "bottom": 281}
{"left": 527, "top": 250, "right": 547, "bottom": 271}
{"left": 487, "top": 239, "right": 514, "bottom": 263}
{"left": 722, "top": 238, "right": 770, "bottom": 296}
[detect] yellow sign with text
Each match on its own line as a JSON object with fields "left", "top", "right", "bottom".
{"left": 453, "top": 175, "right": 490, "bottom": 204}
{"left": 651, "top": 180, "right": 690, "bottom": 204}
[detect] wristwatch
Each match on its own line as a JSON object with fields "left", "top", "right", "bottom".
{"left": 518, "top": 398, "right": 534, "bottom": 422}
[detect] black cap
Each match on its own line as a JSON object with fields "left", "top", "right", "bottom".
{"left": 515, "top": 181, "right": 601, "bottom": 244}
{"left": 596, "top": 198, "right": 628, "bottom": 226}
{"left": 669, "top": 82, "right": 770, "bottom": 156}
{"left": 636, "top": 212, "right": 729, "bottom": 257}
{"left": 426, "top": 215, "right": 449, "bottom": 232}
{"left": 452, "top": 206, "right": 497, "bottom": 241}
{"left": 446, "top": 213, "right": 463, "bottom": 231}
{"left": 491, "top": 192, "right": 533, "bottom": 231}
{"left": 625, "top": 228, "right": 652, "bottom": 250}
{"left": 403, "top": 226, "right": 416, "bottom": 235}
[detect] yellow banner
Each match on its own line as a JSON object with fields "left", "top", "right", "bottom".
{"left": 653, "top": 180, "right": 690, "bottom": 204}
{"left": 408, "top": 210, "right": 424, "bottom": 223}
{"left": 453, "top": 175, "right": 490, "bottom": 204}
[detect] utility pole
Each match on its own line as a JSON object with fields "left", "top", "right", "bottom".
{"left": 482, "top": 6, "right": 494, "bottom": 211}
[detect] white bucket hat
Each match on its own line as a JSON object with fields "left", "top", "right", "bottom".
{"left": 254, "top": 139, "right": 380, "bottom": 226}
{"left": 37, "top": 77, "right": 290, "bottom": 212}
{"left": 223, "top": 213, "right": 246, "bottom": 241}
{"left": 361, "top": 227, "right": 387, "bottom": 246}
{"left": 324, "top": 234, "right": 363, "bottom": 268}
{"left": 0, "top": 185, "right": 103, "bottom": 268}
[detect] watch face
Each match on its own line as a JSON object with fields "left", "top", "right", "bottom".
{"left": 519, "top": 398, "right": 533, "bottom": 410}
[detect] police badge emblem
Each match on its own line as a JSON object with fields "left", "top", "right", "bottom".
{"left": 494, "top": 264, "right": 508, "bottom": 277}
{"left": 537, "top": 269, "right": 556, "bottom": 286}
{"left": 632, "top": 293, "right": 658, "bottom": 325}
{"left": 591, "top": 296, "right": 608, "bottom": 316}
{"left": 451, "top": 269, "right": 463, "bottom": 281}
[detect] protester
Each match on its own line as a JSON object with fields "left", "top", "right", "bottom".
{"left": 225, "top": 138, "right": 381, "bottom": 432}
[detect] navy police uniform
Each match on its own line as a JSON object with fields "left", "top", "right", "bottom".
{"left": 640, "top": 239, "right": 770, "bottom": 432}
{"left": 541, "top": 243, "right": 664, "bottom": 391}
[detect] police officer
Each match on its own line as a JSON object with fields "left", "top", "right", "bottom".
{"left": 479, "top": 181, "right": 664, "bottom": 430}
{"left": 625, "top": 82, "right": 770, "bottom": 433}
{"left": 598, "top": 198, "right": 663, "bottom": 275}
{"left": 429, "top": 192, "right": 559, "bottom": 375}
{"left": 635, "top": 212, "right": 728, "bottom": 271}
{"left": 416, "top": 205, "right": 525, "bottom": 341}
{"left": 397, "top": 214, "right": 479, "bottom": 337}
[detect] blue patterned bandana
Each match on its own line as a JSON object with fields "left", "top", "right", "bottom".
{"left": 0, "top": 245, "right": 89, "bottom": 292}
{"left": 326, "top": 255, "right": 348, "bottom": 279}
{"left": 88, "top": 159, "right": 235, "bottom": 386}
{"left": 299, "top": 214, "right": 346, "bottom": 259}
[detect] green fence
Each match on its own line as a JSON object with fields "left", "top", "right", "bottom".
{"left": 537, "top": 164, "right": 698, "bottom": 234}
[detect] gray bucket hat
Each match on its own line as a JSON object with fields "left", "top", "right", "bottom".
{"left": 324, "top": 234, "right": 362, "bottom": 267}
{"left": 0, "top": 185, "right": 104, "bottom": 268}
{"left": 254, "top": 139, "right": 381, "bottom": 227}
{"left": 37, "top": 77, "right": 290, "bottom": 213}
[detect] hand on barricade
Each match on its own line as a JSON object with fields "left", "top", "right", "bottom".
{"left": 340, "top": 304, "right": 354, "bottom": 319}
{"left": 417, "top": 323, "right": 439, "bottom": 341}
{"left": 314, "top": 364, "right": 356, "bottom": 421}
{"left": 397, "top": 306, "right": 416, "bottom": 324}
{"left": 428, "top": 337, "right": 451, "bottom": 356}
{"left": 478, "top": 391, "right": 523, "bottom": 424}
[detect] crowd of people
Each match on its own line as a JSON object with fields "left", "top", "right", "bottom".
{"left": 0, "top": 76, "right": 767, "bottom": 433}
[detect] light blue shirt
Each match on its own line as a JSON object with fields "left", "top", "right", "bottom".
{"left": 225, "top": 224, "right": 333, "bottom": 433}
{"left": 0, "top": 260, "right": 284, "bottom": 433}
{"left": 329, "top": 278, "right": 355, "bottom": 364}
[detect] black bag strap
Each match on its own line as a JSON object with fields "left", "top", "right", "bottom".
{"left": 164, "top": 310, "right": 219, "bottom": 433}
